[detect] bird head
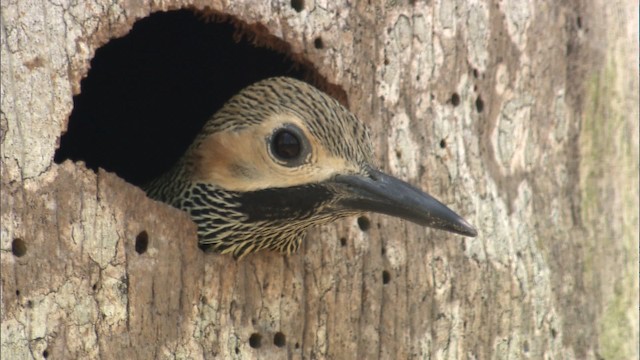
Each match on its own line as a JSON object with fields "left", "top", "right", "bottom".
{"left": 150, "top": 77, "right": 477, "bottom": 258}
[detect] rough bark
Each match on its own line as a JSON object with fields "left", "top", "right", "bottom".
{"left": 1, "top": 1, "right": 637, "bottom": 359}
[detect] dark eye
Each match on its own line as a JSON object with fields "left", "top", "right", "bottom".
{"left": 272, "top": 130, "right": 301, "bottom": 160}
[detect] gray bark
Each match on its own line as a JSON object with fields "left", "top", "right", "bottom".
{"left": 1, "top": 0, "right": 637, "bottom": 359}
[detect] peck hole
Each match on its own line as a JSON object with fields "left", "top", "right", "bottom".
{"left": 314, "top": 37, "right": 324, "bottom": 49}
{"left": 382, "top": 270, "right": 391, "bottom": 284}
{"left": 357, "top": 216, "right": 371, "bottom": 231}
{"left": 43, "top": 349, "right": 49, "bottom": 358}
{"left": 12, "top": 238, "right": 26, "bottom": 257}
{"left": 249, "top": 333, "right": 262, "bottom": 348}
{"left": 450, "top": 93, "right": 461, "bottom": 107}
{"left": 273, "top": 332, "right": 286, "bottom": 347}
{"left": 135, "top": 231, "right": 149, "bottom": 254}
{"left": 475, "top": 96, "right": 484, "bottom": 113}
{"left": 291, "top": 0, "right": 304, "bottom": 12}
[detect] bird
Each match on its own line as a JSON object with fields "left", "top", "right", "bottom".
{"left": 144, "top": 77, "right": 477, "bottom": 258}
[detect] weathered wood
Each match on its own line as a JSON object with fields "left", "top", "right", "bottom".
{"left": 1, "top": 0, "right": 637, "bottom": 359}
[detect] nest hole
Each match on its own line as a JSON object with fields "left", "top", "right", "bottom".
{"left": 54, "top": 9, "right": 344, "bottom": 188}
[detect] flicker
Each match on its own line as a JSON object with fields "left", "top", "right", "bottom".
{"left": 144, "top": 77, "right": 477, "bottom": 258}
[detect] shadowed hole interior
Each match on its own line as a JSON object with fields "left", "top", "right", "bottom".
{"left": 54, "top": 9, "right": 342, "bottom": 188}
{"left": 475, "top": 96, "right": 484, "bottom": 113}
{"left": 291, "top": 0, "right": 304, "bottom": 12}
{"left": 382, "top": 270, "right": 391, "bottom": 284}
{"left": 450, "top": 92, "right": 460, "bottom": 106}
{"left": 273, "top": 332, "right": 286, "bottom": 347}
{"left": 249, "top": 333, "right": 262, "bottom": 348}
{"left": 357, "top": 216, "right": 371, "bottom": 231}
{"left": 12, "top": 238, "right": 26, "bottom": 257}
{"left": 135, "top": 231, "right": 149, "bottom": 254}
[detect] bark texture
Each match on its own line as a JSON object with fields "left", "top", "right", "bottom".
{"left": 1, "top": 0, "right": 638, "bottom": 359}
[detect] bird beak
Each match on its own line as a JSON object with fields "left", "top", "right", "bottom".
{"left": 331, "top": 168, "right": 478, "bottom": 237}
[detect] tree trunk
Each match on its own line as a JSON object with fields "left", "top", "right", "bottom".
{"left": 1, "top": 1, "right": 637, "bottom": 359}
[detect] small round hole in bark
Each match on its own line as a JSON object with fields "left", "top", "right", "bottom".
{"left": 473, "top": 68, "right": 479, "bottom": 78}
{"left": 43, "top": 349, "right": 49, "bottom": 358}
{"left": 273, "top": 332, "right": 286, "bottom": 347}
{"left": 382, "top": 270, "right": 391, "bottom": 284}
{"left": 450, "top": 93, "right": 460, "bottom": 107}
{"left": 15, "top": 290, "right": 20, "bottom": 296}
{"left": 340, "top": 237, "right": 347, "bottom": 247}
{"left": 357, "top": 216, "right": 371, "bottom": 231}
{"left": 12, "top": 238, "right": 26, "bottom": 257}
{"left": 295, "top": 342, "right": 300, "bottom": 349}
{"left": 440, "top": 139, "right": 447, "bottom": 148}
{"left": 291, "top": 0, "right": 304, "bottom": 12}
{"left": 314, "top": 37, "right": 324, "bottom": 49}
{"left": 249, "top": 333, "right": 262, "bottom": 348}
{"left": 135, "top": 231, "right": 149, "bottom": 254}
{"left": 235, "top": 347, "right": 240, "bottom": 354}
{"left": 475, "top": 96, "right": 484, "bottom": 113}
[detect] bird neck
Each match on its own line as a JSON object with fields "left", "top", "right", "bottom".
{"left": 143, "top": 161, "right": 192, "bottom": 206}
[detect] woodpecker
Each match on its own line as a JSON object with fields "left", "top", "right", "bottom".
{"left": 145, "top": 77, "right": 477, "bottom": 258}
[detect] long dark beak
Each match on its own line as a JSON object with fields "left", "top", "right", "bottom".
{"left": 332, "top": 168, "right": 477, "bottom": 237}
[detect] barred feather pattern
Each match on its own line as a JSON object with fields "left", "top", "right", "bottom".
{"left": 180, "top": 183, "right": 349, "bottom": 259}
{"left": 194, "top": 77, "right": 375, "bottom": 170}
{"left": 144, "top": 77, "right": 373, "bottom": 258}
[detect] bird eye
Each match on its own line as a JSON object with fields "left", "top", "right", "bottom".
{"left": 272, "top": 129, "right": 301, "bottom": 160}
